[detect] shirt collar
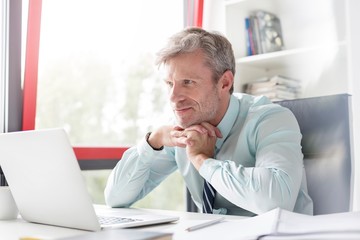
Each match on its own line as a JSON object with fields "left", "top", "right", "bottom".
{"left": 215, "top": 95, "right": 239, "bottom": 152}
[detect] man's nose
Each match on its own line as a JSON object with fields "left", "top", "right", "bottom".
{"left": 169, "top": 83, "right": 185, "bottom": 103}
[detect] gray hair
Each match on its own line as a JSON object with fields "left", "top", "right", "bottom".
{"left": 156, "top": 27, "right": 235, "bottom": 94}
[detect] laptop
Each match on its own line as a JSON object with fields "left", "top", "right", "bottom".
{"left": 0, "top": 129, "right": 179, "bottom": 231}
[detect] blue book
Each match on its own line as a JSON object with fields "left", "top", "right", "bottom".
{"left": 244, "top": 17, "right": 252, "bottom": 56}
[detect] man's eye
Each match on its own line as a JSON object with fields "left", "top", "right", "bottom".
{"left": 183, "top": 80, "right": 193, "bottom": 85}
{"left": 165, "top": 81, "right": 174, "bottom": 87}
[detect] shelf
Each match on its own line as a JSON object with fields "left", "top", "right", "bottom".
{"left": 236, "top": 42, "right": 347, "bottom": 69}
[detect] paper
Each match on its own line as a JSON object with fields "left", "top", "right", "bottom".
{"left": 276, "top": 209, "right": 360, "bottom": 234}
{"left": 173, "top": 208, "right": 360, "bottom": 240}
{"left": 58, "top": 228, "right": 172, "bottom": 240}
{"left": 173, "top": 209, "right": 279, "bottom": 240}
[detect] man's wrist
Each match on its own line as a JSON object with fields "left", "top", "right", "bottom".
{"left": 191, "top": 154, "right": 208, "bottom": 170}
{"left": 145, "top": 132, "right": 164, "bottom": 151}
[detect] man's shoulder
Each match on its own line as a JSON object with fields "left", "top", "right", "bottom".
{"left": 233, "top": 93, "right": 276, "bottom": 110}
{"left": 233, "top": 92, "right": 270, "bottom": 104}
{"left": 233, "top": 93, "right": 290, "bottom": 116}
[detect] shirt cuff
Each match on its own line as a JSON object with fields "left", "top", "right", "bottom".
{"left": 136, "top": 138, "right": 164, "bottom": 164}
{"left": 199, "top": 158, "right": 220, "bottom": 182}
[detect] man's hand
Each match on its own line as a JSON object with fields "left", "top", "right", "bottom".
{"left": 147, "top": 125, "right": 188, "bottom": 149}
{"left": 183, "top": 122, "right": 222, "bottom": 170}
{"left": 148, "top": 123, "right": 222, "bottom": 170}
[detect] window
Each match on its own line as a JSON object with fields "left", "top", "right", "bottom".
{"left": 0, "top": 0, "right": 7, "bottom": 133}
{"left": 36, "top": 0, "right": 182, "bottom": 147}
{"left": 23, "top": 0, "right": 187, "bottom": 210}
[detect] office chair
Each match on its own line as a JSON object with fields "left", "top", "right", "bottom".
{"left": 277, "top": 94, "right": 354, "bottom": 215}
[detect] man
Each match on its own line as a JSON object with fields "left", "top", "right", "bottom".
{"left": 105, "top": 27, "right": 313, "bottom": 216}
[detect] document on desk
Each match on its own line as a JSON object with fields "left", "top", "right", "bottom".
{"left": 173, "top": 208, "right": 360, "bottom": 240}
{"left": 173, "top": 209, "right": 277, "bottom": 240}
{"left": 58, "top": 228, "right": 172, "bottom": 240}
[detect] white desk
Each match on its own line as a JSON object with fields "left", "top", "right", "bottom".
{"left": 2, "top": 205, "right": 360, "bottom": 240}
{"left": 0, "top": 205, "right": 243, "bottom": 240}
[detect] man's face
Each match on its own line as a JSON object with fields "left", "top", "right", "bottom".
{"left": 164, "top": 50, "right": 223, "bottom": 128}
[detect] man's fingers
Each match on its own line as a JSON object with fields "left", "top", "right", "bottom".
{"left": 170, "top": 123, "right": 221, "bottom": 149}
{"left": 184, "top": 125, "right": 207, "bottom": 134}
{"left": 214, "top": 127, "right": 223, "bottom": 138}
{"left": 200, "top": 122, "right": 223, "bottom": 138}
{"left": 170, "top": 127, "right": 188, "bottom": 148}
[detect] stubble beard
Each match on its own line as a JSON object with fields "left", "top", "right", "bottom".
{"left": 174, "top": 95, "right": 220, "bottom": 129}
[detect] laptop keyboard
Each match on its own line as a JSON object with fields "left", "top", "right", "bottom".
{"left": 98, "top": 216, "right": 142, "bottom": 226}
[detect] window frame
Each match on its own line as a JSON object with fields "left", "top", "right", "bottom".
{"left": 22, "top": 0, "right": 203, "bottom": 168}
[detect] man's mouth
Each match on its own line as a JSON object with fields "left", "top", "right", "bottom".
{"left": 174, "top": 107, "right": 192, "bottom": 115}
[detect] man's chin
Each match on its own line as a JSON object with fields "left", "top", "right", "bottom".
{"left": 176, "top": 122, "right": 189, "bottom": 129}
{"left": 175, "top": 118, "right": 200, "bottom": 129}
{"left": 175, "top": 119, "right": 190, "bottom": 129}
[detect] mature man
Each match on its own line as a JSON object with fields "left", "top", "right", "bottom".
{"left": 105, "top": 27, "right": 313, "bottom": 216}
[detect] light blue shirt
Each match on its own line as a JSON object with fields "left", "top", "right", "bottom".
{"left": 105, "top": 94, "right": 313, "bottom": 216}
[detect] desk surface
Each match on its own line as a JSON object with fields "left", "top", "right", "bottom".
{"left": 0, "top": 205, "right": 244, "bottom": 240}
{"left": 2, "top": 205, "right": 360, "bottom": 240}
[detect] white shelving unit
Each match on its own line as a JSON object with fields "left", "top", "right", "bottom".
{"left": 204, "top": 0, "right": 350, "bottom": 98}
{"left": 203, "top": 0, "right": 360, "bottom": 210}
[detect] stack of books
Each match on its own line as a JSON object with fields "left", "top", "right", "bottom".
{"left": 245, "top": 10, "right": 284, "bottom": 56}
{"left": 244, "top": 75, "right": 301, "bottom": 101}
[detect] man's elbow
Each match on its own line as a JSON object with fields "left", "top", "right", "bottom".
{"left": 104, "top": 194, "right": 131, "bottom": 208}
{"left": 249, "top": 195, "right": 295, "bottom": 214}
{"left": 104, "top": 186, "right": 125, "bottom": 208}
{"left": 249, "top": 184, "right": 297, "bottom": 214}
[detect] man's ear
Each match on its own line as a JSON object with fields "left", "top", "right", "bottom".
{"left": 219, "top": 70, "right": 234, "bottom": 93}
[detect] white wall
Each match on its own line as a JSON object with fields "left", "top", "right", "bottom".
{"left": 346, "top": 0, "right": 360, "bottom": 211}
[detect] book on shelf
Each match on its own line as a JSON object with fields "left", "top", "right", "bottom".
{"left": 247, "top": 85, "right": 298, "bottom": 95}
{"left": 244, "top": 75, "right": 301, "bottom": 101}
{"left": 245, "top": 75, "right": 300, "bottom": 89}
{"left": 244, "top": 17, "right": 253, "bottom": 56}
{"left": 269, "top": 75, "right": 300, "bottom": 88}
{"left": 244, "top": 10, "right": 284, "bottom": 56}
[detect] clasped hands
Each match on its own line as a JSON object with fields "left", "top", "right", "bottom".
{"left": 148, "top": 123, "right": 222, "bottom": 170}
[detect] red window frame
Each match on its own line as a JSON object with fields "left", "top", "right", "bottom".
{"left": 193, "top": 0, "right": 204, "bottom": 27}
{"left": 22, "top": 0, "right": 203, "bottom": 162}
